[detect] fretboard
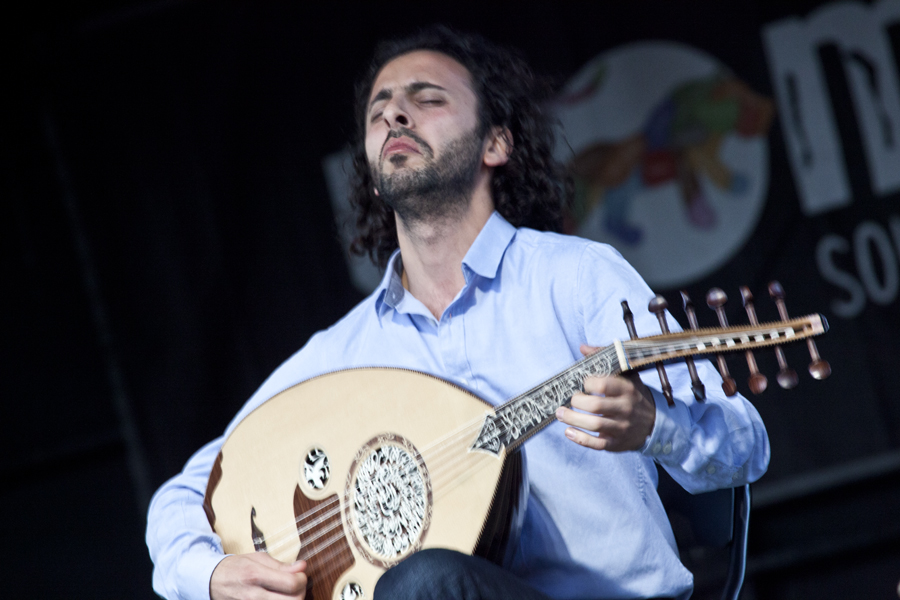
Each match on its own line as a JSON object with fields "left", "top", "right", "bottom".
{"left": 469, "top": 313, "right": 827, "bottom": 456}
{"left": 470, "top": 345, "right": 622, "bottom": 454}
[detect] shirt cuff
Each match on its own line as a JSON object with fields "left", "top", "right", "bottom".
{"left": 640, "top": 387, "right": 683, "bottom": 460}
{"left": 640, "top": 387, "right": 748, "bottom": 488}
{"left": 174, "top": 545, "right": 229, "bottom": 600}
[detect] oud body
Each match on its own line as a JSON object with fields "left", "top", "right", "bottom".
{"left": 205, "top": 368, "right": 522, "bottom": 600}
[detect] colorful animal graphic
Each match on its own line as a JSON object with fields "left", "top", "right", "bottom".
{"left": 565, "top": 75, "right": 775, "bottom": 244}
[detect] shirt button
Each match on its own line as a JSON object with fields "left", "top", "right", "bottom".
{"left": 662, "top": 443, "right": 672, "bottom": 455}
{"left": 652, "top": 443, "right": 662, "bottom": 454}
{"left": 706, "top": 465, "right": 717, "bottom": 474}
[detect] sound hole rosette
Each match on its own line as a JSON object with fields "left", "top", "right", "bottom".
{"left": 343, "top": 433, "right": 433, "bottom": 568}
{"left": 340, "top": 581, "right": 363, "bottom": 600}
{"left": 303, "top": 446, "right": 330, "bottom": 490}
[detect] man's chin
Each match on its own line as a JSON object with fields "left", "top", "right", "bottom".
{"left": 382, "top": 164, "right": 414, "bottom": 177}
{"left": 378, "top": 168, "right": 427, "bottom": 191}
{"left": 387, "top": 153, "right": 413, "bottom": 166}
{"left": 385, "top": 154, "right": 429, "bottom": 173}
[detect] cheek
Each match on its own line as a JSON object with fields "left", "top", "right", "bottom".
{"left": 364, "top": 132, "right": 382, "bottom": 167}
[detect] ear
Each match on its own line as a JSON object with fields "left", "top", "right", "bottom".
{"left": 483, "top": 127, "right": 513, "bottom": 168}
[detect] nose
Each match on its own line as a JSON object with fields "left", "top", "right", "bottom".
{"left": 381, "top": 99, "right": 412, "bottom": 130}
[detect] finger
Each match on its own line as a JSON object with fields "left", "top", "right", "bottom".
{"left": 570, "top": 392, "right": 630, "bottom": 417}
{"left": 558, "top": 404, "right": 628, "bottom": 434}
{"left": 564, "top": 424, "right": 612, "bottom": 450}
{"left": 556, "top": 404, "right": 604, "bottom": 432}
{"left": 262, "top": 571, "right": 307, "bottom": 596}
{"left": 244, "top": 554, "right": 308, "bottom": 596}
{"left": 281, "top": 560, "right": 307, "bottom": 573}
{"left": 580, "top": 344, "right": 600, "bottom": 357}
{"left": 564, "top": 417, "right": 643, "bottom": 452}
{"left": 582, "top": 375, "right": 636, "bottom": 398}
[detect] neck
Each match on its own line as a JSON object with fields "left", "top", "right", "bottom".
{"left": 396, "top": 175, "right": 494, "bottom": 320}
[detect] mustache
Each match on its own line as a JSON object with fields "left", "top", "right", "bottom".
{"left": 381, "top": 127, "right": 434, "bottom": 158}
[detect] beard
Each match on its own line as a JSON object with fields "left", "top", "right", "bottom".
{"left": 373, "top": 126, "right": 485, "bottom": 224}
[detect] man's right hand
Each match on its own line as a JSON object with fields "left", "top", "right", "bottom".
{"left": 210, "top": 553, "right": 307, "bottom": 600}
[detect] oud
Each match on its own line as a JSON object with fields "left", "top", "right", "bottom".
{"left": 204, "top": 284, "right": 829, "bottom": 600}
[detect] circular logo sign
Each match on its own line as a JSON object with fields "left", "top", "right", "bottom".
{"left": 555, "top": 41, "right": 772, "bottom": 288}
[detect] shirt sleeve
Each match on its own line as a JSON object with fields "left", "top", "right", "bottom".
{"left": 575, "top": 242, "right": 771, "bottom": 493}
{"left": 146, "top": 438, "right": 227, "bottom": 600}
{"left": 638, "top": 360, "right": 771, "bottom": 492}
{"left": 145, "top": 331, "right": 338, "bottom": 599}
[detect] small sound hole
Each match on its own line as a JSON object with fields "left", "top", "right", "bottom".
{"left": 303, "top": 447, "right": 330, "bottom": 490}
{"left": 340, "top": 582, "right": 363, "bottom": 599}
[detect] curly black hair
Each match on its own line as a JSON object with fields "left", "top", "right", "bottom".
{"left": 348, "top": 25, "right": 572, "bottom": 268}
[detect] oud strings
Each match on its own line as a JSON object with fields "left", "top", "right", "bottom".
{"left": 253, "top": 319, "right": 819, "bottom": 563}
{"left": 251, "top": 347, "right": 619, "bottom": 560}
{"left": 257, "top": 411, "right": 498, "bottom": 556}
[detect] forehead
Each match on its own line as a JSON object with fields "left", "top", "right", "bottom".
{"left": 369, "top": 50, "right": 475, "bottom": 103}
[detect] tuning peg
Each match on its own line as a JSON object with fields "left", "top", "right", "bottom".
{"left": 764, "top": 282, "right": 799, "bottom": 388}
{"left": 739, "top": 287, "right": 768, "bottom": 395}
{"left": 647, "top": 296, "right": 675, "bottom": 407}
{"left": 622, "top": 300, "right": 675, "bottom": 407}
{"left": 768, "top": 282, "right": 831, "bottom": 380}
{"left": 679, "top": 290, "right": 706, "bottom": 401}
{"left": 621, "top": 300, "right": 638, "bottom": 340}
{"left": 706, "top": 288, "right": 738, "bottom": 396}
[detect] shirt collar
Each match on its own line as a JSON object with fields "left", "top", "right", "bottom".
{"left": 461, "top": 211, "right": 516, "bottom": 282}
{"left": 374, "top": 249, "right": 405, "bottom": 317}
{"left": 373, "top": 211, "right": 517, "bottom": 317}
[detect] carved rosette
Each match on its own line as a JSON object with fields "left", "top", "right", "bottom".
{"left": 344, "top": 434, "right": 433, "bottom": 568}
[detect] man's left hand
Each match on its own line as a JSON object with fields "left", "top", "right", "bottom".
{"left": 555, "top": 344, "right": 657, "bottom": 452}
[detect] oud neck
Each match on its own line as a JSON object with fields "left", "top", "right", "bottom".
{"left": 471, "top": 346, "right": 623, "bottom": 455}
{"left": 469, "top": 312, "right": 827, "bottom": 456}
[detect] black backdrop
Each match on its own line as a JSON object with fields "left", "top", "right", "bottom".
{"left": 4, "top": 1, "right": 900, "bottom": 598}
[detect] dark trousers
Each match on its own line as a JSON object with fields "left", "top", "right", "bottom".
{"left": 372, "top": 548, "right": 676, "bottom": 600}
{"left": 373, "top": 548, "right": 553, "bottom": 600}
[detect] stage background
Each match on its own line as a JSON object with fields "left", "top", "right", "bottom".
{"left": 4, "top": 1, "right": 899, "bottom": 597}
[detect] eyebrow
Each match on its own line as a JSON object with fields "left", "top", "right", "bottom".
{"left": 368, "top": 81, "right": 448, "bottom": 112}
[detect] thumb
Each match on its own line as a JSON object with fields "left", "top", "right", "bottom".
{"left": 580, "top": 344, "right": 600, "bottom": 357}
{"left": 283, "top": 560, "right": 307, "bottom": 573}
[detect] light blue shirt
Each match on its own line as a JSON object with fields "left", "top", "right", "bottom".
{"left": 147, "top": 212, "right": 769, "bottom": 600}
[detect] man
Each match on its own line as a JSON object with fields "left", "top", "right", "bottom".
{"left": 147, "top": 27, "right": 769, "bottom": 600}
